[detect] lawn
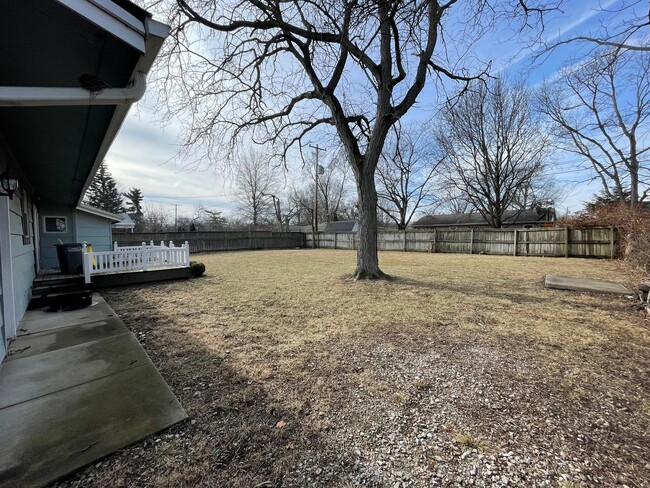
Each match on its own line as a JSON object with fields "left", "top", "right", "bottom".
{"left": 58, "top": 250, "right": 649, "bottom": 487}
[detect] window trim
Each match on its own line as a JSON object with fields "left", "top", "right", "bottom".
{"left": 43, "top": 216, "right": 68, "bottom": 234}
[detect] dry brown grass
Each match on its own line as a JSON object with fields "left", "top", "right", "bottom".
{"left": 60, "top": 250, "right": 650, "bottom": 487}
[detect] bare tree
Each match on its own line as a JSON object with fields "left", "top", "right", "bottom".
{"left": 262, "top": 192, "right": 285, "bottom": 230}
{"left": 197, "top": 206, "right": 229, "bottom": 230}
{"left": 377, "top": 125, "right": 441, "bottom": 229}
{"left": 318, "top": 156, "right": 353, "bottom": 223}
{"left": 151, "top": 0, "right": 556, "bottom": 279}
{"left": 538, "top": 48, "right": 650, "bottom": 207}
{"left": 437, "top": 186, "right": 474, "bottom": 214}
{"left": 290, "top": 155, "right": 353, "bottom": 226}
{"left": 436, "top": 78, "right": 550, "bottom": 228}
{"left": 233, "top": 149, "right": 280, "bottom": 227}
{"left": 547, "top": 1, "right": 650, "bottom": 53}
{"left": 139, "top": 203, "right": 173, "bottom": 232}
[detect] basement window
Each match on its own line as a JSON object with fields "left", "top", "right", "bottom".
{"left": 44, "top": 216, "right": 67, "bottom": 233}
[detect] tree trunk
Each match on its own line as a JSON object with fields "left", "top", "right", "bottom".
{"left": 353, "top": 170, "right": 387, "bottom": 279}
{"left": 629, "top": 152, "right": 639, "bottom": 208}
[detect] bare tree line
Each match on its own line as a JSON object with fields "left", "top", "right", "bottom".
{"left": 140, "top": 0, "right": 649, "bottom": 277}
{"left": 148, "top": 0, "right": 559, "bottom": 279}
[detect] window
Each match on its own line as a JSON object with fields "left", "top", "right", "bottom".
{"left": 44, "top": 216, "right": 67, "bottom": 233}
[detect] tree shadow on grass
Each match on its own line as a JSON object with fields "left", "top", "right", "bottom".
{"left": 393, "top": 276, "right": 551, "bottom": 306}
{"left": 56, "top": 285, "right": 360, "bottom": 488}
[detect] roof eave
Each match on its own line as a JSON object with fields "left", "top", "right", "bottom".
{"left": 76, "top": 204, "right": 123, "bottom": 222}
{"left": 75, "top": 14, "right": 169, "bottom": 207}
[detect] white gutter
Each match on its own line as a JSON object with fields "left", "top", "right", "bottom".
{"left": 0, "top": 72, "right": 146, "bottom": 107}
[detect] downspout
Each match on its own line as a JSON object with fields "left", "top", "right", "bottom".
{"left": 0, "top": 72, "right": 146, "bottom": 106}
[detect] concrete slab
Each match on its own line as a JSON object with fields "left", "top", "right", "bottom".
{"left": 0, "top": 333, "right": 150, "bottom": 409}
{"left": 545, "top": 275, "right": 632, "bottom": 295}
{"left": 19, "top": 295, "right": 116, "bottom": 335}
{"left": 5, "top": 317, "right": 129, "bottom": 360}
{"left": 0, "top": 364, "right": 187, "bottom": 488}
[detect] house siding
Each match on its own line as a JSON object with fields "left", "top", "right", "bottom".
{"left": 9, "top": 187, "right": 36, "bottom": 332}
{"left": 1, "top": 133, "right": 36, "bottom": 359}
{"left": 75, "top": 211, "right": 113, "bottom": 252}
{"left": 39, "top": 202, "right": 75, "bottom": 269}
{"left": 0, "top": 255, "right": 5, "bottom": 360}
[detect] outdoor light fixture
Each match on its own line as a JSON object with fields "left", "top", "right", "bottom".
{"left": 0, "top": 171, "right": 19, "bottom": 199}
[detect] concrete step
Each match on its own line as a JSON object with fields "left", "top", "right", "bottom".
{"left": 29, "top": 290, "right": 92, "bottom": 311}
{"left": 33, "top": 276, "right": 85, "bottom": 287}
{"left": 32, "top": 282, "right": 89, "bottom": 296}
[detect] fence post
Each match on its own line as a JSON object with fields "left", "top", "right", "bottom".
{"left": 170, "top": 240, "right": 175, "bottom": 248}
{"left": 334, "top": 232, "right": 337, "bottom": 249}
{"left": 114, "top": 241, "right": 118, "bottom": 251}
{"left": 249, "top": 231, "right": 253, "bottom": 249}
{"left": 469, "top": 229, "right": 474, "bottom": 254}
{"left": 610, "top": 226, "right": 615, "bottom": 259}
{"left": 403, "top": 230, "right": 407, "bottom": 252}
{"left": 352, "top": 232, "right": 355, "bottom": 250}
{"left": 513, "top": 229, "right": 518, "bottom": 256}
{"left": 185, "top": 241, "right": 190, "bottom": 266}
{"left": 143, "top": 245, "right": 149, "bottom": 271}
{"left": 82, "top": 243, "right": 91, "bottom": 284}
{"left": 564, "top": 227, "right": 570, "bottom": 258}
{"left": 432, "top": 229, "right": 437, "bottom": 253}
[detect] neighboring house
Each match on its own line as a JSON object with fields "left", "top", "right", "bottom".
{"left": 0, "top": 0, "right": 169, "bottom": 360}
{"left": 324, "top": 220, "right": 359, "bottom": 233}
{"left": 412, "top": 208, "right": 556, "bottom": 229}
{"left": 112, "top": 212, "right": 136, "bottom": 233}
{"left": 290, "top": 220, "right": 360, "bottom": 233}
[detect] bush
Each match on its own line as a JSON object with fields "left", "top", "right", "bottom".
{"left": 559, "top": 203, "right": 650, "bottom": 271}
{"left": 190, "top": 261, "right": 206, "bottom": 277}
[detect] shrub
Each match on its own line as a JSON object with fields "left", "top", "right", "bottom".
{"left": 190, "top": 261, "right": 206, "bottom": 277}
{"left": 559, "top": 203, "right": 650, "bottom": 271}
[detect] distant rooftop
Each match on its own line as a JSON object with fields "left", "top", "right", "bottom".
{"left": 412, "top": 209, "right": 555, "bottom": 228}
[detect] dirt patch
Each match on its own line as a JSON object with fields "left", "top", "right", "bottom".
{"left": 54, "top": 250, "right": 650, "bottom": 487}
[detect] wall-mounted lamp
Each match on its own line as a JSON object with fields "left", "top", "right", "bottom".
{"left": 0, "top": 171, "right": 19, "bottom": 199}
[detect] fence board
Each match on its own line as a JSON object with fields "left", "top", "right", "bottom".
{"left": 304, "top": 227, "right": 615, "bottom": 259}
{"left": 115, "top": 231, "right": 305, "bottom": 254}
{"left": 120, "top": 227, "right": 615, "bottom": 259}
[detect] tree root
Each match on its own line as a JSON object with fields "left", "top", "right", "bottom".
{"left": 351, "top": 268, "right": 393, "bottom": 281}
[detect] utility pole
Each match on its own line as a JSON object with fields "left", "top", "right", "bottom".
{"left": 309, "top": 144, "right": 325, "bottom": 248}
{"left": 171, "top": 204, "right": 181, "bottom": 230}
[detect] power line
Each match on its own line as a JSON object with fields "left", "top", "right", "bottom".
{"left": 145, "top": 194, "right": 232, "bottom": 199}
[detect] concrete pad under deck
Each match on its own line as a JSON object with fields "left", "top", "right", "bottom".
{"left": 545, "top": 275, "right": 632, "bottom": 295}
{"left": 6, "top": 317, "right": 128, "bottom": 360}
{"left": 0, "top": 293, "right": 187, "bottom": 488}
{"left": 17, "top": 295, "right": 117, "bottom": 335}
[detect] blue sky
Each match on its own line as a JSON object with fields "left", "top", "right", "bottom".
{"left": 106, "top": 0, "right": 633, "bottom": 219}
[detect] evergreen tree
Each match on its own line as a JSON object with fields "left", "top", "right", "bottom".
{"left": 123, "top": 187, "right": 144, "bottom": 215}
{"left": 84, "top": 161, "right": 124, "bottom": 214}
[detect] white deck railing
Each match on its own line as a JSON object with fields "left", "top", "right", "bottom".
{"left": 82, "top": 240, "right": 190, "bottom": 284}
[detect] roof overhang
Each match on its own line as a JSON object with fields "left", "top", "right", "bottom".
{"left": 0, "top": 0, "right": 169, "bottom": 208}
{"left": 76, "top": 204, "right": 123, "bottom": 222}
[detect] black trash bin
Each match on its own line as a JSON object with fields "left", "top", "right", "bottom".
{"left": 55, "top": 243, "right": 84, "bottom": 274}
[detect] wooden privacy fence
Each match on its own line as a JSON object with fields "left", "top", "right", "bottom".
{"left": 305, "top": 226, "right": 617, "bottom": 258}
{"left": 115, "top": 231, "right": 305, "bottom": 254}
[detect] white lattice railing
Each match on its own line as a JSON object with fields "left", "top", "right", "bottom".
{"left": 82, "top": 240, "right": 190, "bottom": 284}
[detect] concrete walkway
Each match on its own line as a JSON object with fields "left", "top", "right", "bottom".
{"left": 0, "top": 294, "right": 187, "bottom": 488}
{"left": 545, "top": 275, "right": 632, "bottom": 295}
